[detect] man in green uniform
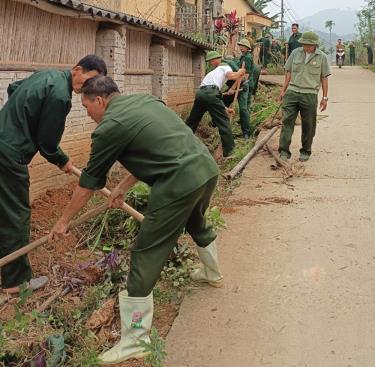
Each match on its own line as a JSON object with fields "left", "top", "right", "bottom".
{"left": 0, "top": 55, "right": 107, "bottom": 295}
{"left": 49, "top": 76, "right": 223, "bottom": 364}
{"left": 349, "top": 41, "right": 356, "bottom": 65}
{"left": 224, "top": 39, "right": 254, "bottom": 138}
{"left": 278, "top": 32, "right": 330, "bottom": 162}
{"left": 257, "top": 34, "right": 272, "bottom": 68}
{"left": 186, "top": 51, "right": 245, "bottom": 155}
{"left": 365, "top": 43, "right": 373, "bottom": 65}
{"left": 249, "top": 63, "right": 261, "bottom": 99}
{"left": 288, "top": 23, "right": 302, "bottom": 57}
{"left": 271, "top": 39, "right": 282, "bottom": 65}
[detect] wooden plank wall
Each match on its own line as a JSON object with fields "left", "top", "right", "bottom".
{"left": 0, "top": 0, "right": 97, "bottom": 65}
{"left": 168, "top": 44, "right": 193, "bottom": 74}
{"left": 125, "top": 29, "right": 152, "bottom": 71}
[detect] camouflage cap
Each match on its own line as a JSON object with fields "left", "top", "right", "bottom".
{"left": 237, "top": 38, "right": 251, "bottom": 49}
{"left": 299, "top": 31, "right": 319, "bottom": 45}
{"left": 205, "top": 50, "right": 222, "bottom": 61}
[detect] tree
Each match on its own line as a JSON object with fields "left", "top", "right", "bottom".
{"left": 248, "top": 0, "right": 279, "bottom": 30}
{"left": 325, "top": 20, "right": 335, "bottom": 54}
{"left": 249, "top": 0, "right": 272, "bottom": 14}
{"left": 357, "top": 1, "right": 375, "bottom": 43}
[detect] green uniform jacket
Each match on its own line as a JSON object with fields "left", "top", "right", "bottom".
{"left": 285, "top": 47, "right": 331, "bottom": 94}
{"left": 238, "top": 51, "right": 254, "bottom": 84}
{"left": 0, "top": 70, "right": 72, "bottom": 166}
{"left": 80, "top": 94, "right": 219, "bottom": 210}
{"left": 288, "top": 32, "right": 302, "bottom": 54}
{"left": 239, "top": 51, "right": 254, "bottom": 75}
{"left": 222, "top": 59, "right": 239, "bottom": 89}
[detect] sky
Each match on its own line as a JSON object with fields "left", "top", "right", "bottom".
{"left": 266, "top": 0, "right": 366, "bottom": 20}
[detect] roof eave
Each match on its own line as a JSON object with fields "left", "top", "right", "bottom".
{"left": 39, "top": 0, "right": 213, "bottom": 49}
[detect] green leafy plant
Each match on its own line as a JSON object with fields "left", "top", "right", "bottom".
{"left": 206, "top": 206, "right": 226, "bottom": 231}
{"left": 140, "top": 327, "right": 167, "bottom": 367}
{"left": 161, "top": 246, "right": 195, "bottom": 289}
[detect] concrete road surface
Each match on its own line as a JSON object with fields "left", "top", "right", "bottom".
{"left": 166, "top": 66, "right": 375, "bottom": 367}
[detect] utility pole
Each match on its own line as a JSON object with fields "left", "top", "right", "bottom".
{"left": 281, "top": 0, "right": 285, "bottom": 41}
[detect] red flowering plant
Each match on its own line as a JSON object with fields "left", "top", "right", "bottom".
{"left": 225, "top": 10, "right": 240, "bottom": 55}
{"left": 225, "top": 10, "right": 240, "bottom": 35}
{"left": 214, "top": 18, "right": 229, "bottom": 48}
{"left": 213, "top": 10, "right": 240, "bottom": 56}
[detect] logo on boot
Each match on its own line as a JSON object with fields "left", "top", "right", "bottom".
{"left": 131, "top": 311, "right": 142, "bottom": 329}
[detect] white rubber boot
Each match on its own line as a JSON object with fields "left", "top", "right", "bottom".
{"left": 100, "top": 291, "right": 153, "bottom": 365}
{"left": 190, "top": 241, "right": 223, "bottom": 288}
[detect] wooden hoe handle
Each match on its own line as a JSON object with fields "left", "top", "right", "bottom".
{"left": 0, "top": 168, "right": 144, "bottom": 268}
{"left": 72, "top": 166, "right": 144, "bottom": 222}
{"left": 0, "top": 203, "right": 108, "bottom": 268}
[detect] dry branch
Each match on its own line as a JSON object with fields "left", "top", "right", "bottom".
{"left": 36, "top": 286, "right": 71, "bottom": 313}
{"left": 224, "top": 126, "right": 280, "bottom": 180}
{"left": 265, "top": 144, "right": 293, "bottom": 178}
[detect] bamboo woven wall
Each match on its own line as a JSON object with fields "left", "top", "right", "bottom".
{"left": 0, "top": 0, "right": 97, "bottom": 65}
{"left": 125, "top": 29, "right": 152, "bottom": 70}
{"left": 168, "top": 44, "right": 193, "bottom": 74}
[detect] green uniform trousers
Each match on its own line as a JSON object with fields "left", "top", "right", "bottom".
{"left": 0, "top": 141, "right": 32, "bottom": 288}
{"left": 349, "top": 53, "right": 355, "bottom": 65}
{"left": 223, "top": 83, "right": 251, "bottom": 136}
{"left": 127, "top": 176, "right": 218, "bottom": 297}
{"left": 186, "top": 87, "right": 235, "bottom": 156}
{"left": 249, "top": 64, "right": 261, "bottom": 101}
{"left": 279, "top": 90, "right": 318, "bottom": 158}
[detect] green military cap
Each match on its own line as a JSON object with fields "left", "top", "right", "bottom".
{"left": 237, "top": 38, "right": 251, "bottom": 49}
{"left": 205, "top": 50, "right": 222, "bottom": 61}
{"left": 299, "top": 31, "right": 319, "bottom": 45}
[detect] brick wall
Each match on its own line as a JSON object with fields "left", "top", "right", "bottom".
{"left": 123, "top": 74, "right": 153, "bottom": 95}
{"left": 166, "top": 75, "right": 195, "bottom": 113}
{"left": 150, "top": 44, "right": 169, "bottom": 102}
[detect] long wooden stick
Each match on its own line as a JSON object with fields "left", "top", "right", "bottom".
{"left": 232, "top": 62, "right": 245, "bottom": 106}
{"left": 37, "top": 286, "right": 71, "bottom": 313}
{"left": 72, "top": 166, "right": 144, "bottom": 222}
{"left": 0, "top": 204, "right": 109, "bottom": 268}
{"left": 229, "top": 61, "right": 246, "bottom": 122}
{"left": 224, "top": 126, "right": 280, "bottom": 180}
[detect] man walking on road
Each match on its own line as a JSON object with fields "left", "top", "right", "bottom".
{"left": 278, "top": 32, "right": 330, "bottom": 162}
{"left": 288, "top": 23, "right": 302, "bottom": 57}
{"left": 349, "top": 41, "right": 356, "bottom": 65}
{"left": 49, "top": 76, "right": 223, "bottom": 364}
{"left": 0, "top": 55, "right": 107, "bottom": 295}
{"left": 186, "top": 51, "right": 246, "bottom": 156}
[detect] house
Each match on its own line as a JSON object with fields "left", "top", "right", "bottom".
{"left": 223, "top": 0, "right": 272, "bottom": 37}
{"left": 83, "top": 0, "right": 176, "bottom": 27}
{"left": 0, "top": 0, "right": 210, "bottom": 199}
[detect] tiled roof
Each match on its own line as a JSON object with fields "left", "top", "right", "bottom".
{"left": 46, "top": 0, "right": 213, "bottom": 49}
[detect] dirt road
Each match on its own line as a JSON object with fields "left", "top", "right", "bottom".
{"left": 166, "top": 66, "right": 375, "bottom": 367}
